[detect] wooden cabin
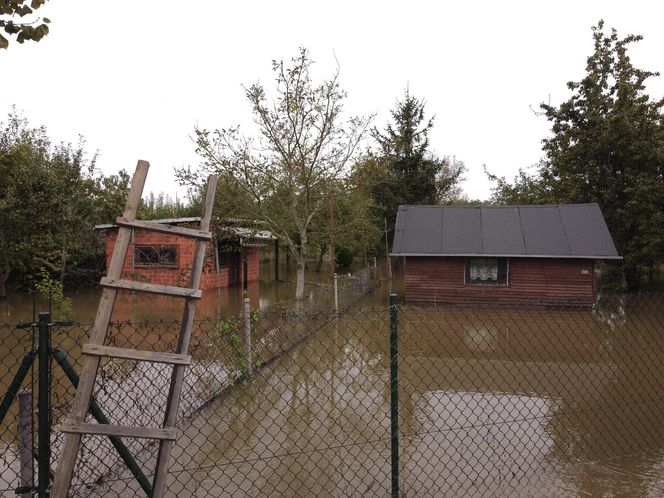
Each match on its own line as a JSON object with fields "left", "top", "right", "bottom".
{"left": 96, "top": 217, "right": 274, "bottom": 290}
{"left": 391, "top": 204, "right": 621, "bottom": 308}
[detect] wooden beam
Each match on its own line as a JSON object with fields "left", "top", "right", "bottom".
{"left": 82, "top": 344, "right": 191, "bottom": 365}
{"left": 115, "top": 217, "right": 212, "bottom": 241}
{"left": 100, "top": 278, "right": 202, "bottom": 299}
{"left": 60, "top": 423, "right": 177, "bottom": 441}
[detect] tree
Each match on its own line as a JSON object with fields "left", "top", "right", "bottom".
{"left": 138, "top": 191, "right": 199, "bottom": 220}
{"left": 489, "top": 21, "right": 664, "bottom": 289}
{"left": 189, "top": 48, "right": 371, "bottom": 299}
{"left": 0, "top": 0, "right": 50, "bottom": 49}
{"left": 0, "top": 110, "right": 127, "bottom": 297}
{"left": 357, "top": 90, "right": 465, "bottom": 245}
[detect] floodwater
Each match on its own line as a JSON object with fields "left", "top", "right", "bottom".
{"left": 89, "top": 291, "right": 664, "bottom": 497}
{"left": 2, "top": 265, "right": 664, "bottom": 496}
{"left": 0, "top": 258, "right": 336, "bottom": 324}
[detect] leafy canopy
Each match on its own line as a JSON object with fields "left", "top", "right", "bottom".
{"left": 0, "top": 109, "right": 130, "bottom": 295}
{"left": 0, "top": 0, "right": 50, "bottom": 49}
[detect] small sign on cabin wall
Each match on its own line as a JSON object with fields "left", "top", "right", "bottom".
{"left": 580, "top": 269, "right": 590, "bottom": 275}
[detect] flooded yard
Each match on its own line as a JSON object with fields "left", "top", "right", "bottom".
{"left": 86, "top": 293, "right": 664, "bottom": 497}
{"left": 2, "top": 266, "right": 664, "bottom": 496}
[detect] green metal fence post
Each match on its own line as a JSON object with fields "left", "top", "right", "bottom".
{"left": 389, "top": 293, "right": 399, "bottom": 498}
{"left": 0, "top": 351, "right": 37, "bottom": 426}
{"left": 37, "top": 312, "right": 50, "bottom": 498}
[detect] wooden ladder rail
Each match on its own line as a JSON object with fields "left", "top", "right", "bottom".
{"left": 52, "top": 160, "right": 149, "bottom": 498}
{"left": 151, "top": 174, "right": 217, "bottom": 497}
{"left": 51, "top": 161, "right": 218, "bottom": 498}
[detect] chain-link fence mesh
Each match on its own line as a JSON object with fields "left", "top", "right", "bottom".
{"left": 2, "top": 279, "right": 664, "bottom": 496}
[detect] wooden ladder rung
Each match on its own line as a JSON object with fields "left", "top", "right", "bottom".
{"left": 116, "top": 217, "right": 212, "bottom": 241}
{"left": 100, "top": 278, "right": 202, "bottom": 299}
{"left": 60, "top": 423, "right": 177, "bottom": 440}
{"left": 82, "top": 344, "right": 191, "bottom": 365}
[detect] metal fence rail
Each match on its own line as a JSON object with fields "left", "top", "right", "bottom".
{"left": 2, "top": 290, "right": 664, "bottom": 496}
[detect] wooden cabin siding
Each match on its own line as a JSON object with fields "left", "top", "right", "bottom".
{"left": 404, "top": 257, "right": 594, "bottom": 307}
{"left": 105, "top": 228, "right": 260, "bottom": 290}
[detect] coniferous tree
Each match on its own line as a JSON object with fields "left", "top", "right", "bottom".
{"left": 362, "top": 90, "right": 465, "bottom": 244}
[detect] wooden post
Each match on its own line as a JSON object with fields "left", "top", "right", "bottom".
{"left": 243, "top": 298, "right": 253, "bottom": 375}
{"left": 385, "top": 218, "right": 392, "bottom": 280}
{"left": 274, "top": 239, "right": 279, "bottom": 282}
{"left": 328, "top": 193, "right": 335, "bottom": 279}
{"left": 333, "top": 273, "right": 339, "bottom": 313}
{"left": 18, "top": 391, "right": 33, "bottom": 498}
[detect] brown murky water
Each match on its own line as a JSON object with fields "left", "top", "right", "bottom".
{"left": 0, "top": 259, "right": 327, "bottom": 324}
{"left": 85, "top": 291, "right": 664, "bottom": 497}
{"left": 2, "top": 267, "right": 664, "bottom": 496}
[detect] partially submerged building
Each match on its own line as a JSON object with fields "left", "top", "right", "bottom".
{"left": 391, "top": 204, "right": 621, "bottom": 307}
{"left": 96, "top": 217, "right": 274, "bottom": 290}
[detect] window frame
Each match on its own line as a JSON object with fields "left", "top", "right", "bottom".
{"left": 133, "top": 244, "right": 179, "bottom": 269}
{"left": 464, "top": 257, "right": 509, "bottom": 286}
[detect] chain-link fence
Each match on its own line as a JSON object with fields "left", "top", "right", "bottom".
{"left": 2, "top": 286, "right": 664, "bottom": 496}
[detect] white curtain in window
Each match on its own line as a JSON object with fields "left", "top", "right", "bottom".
{"left": 470, "top": 259, "right": 498, "bottom": 281}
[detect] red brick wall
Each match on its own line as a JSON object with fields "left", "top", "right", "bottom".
{"left": 404, "top": 257, "right": 594, "bottom": 307}
{"left": 104, "top": 228, "right": 260, "bottom": 290}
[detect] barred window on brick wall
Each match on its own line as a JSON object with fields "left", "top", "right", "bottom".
{"left": 134, "top": 245, "right": 178, "bottom": 268}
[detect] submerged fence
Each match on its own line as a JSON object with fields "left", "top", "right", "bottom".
{"left": 2, "top": 289, "right": 664, "bottom": 496}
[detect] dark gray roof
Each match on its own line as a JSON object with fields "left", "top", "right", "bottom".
{"left": 391, "top": 204, "right": 621, "bottom": 259}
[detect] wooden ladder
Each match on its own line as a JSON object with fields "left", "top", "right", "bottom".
{"left": 52, "top": 160, "right": 217, "bottom": 497}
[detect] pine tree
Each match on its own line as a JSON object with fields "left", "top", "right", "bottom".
{"left": 367, "top": 89, "right": 465, "bottom": 242}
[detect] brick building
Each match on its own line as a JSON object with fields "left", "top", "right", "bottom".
{"left": 96, "top": 217, "right": 273, "bottom": 290}
{"left": 391, "top": 204, "right": 621, "bottom": 307}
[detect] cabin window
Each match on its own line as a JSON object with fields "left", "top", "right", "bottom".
{"left": 465, "top": 258, "right": 508, "bottom": 285}
{"left": 134, "top": 245, "right": 178, "bottom": 268}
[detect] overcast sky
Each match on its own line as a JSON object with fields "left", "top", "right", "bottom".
{"left": 2, "top": 1, "right": 663, "bottom": 202}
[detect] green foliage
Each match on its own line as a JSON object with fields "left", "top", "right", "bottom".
{"left": 0, "top": 109, "right": 131, "bottom": 295}
{"left": 209, "top": 312, "right": 260, "bottom": 384}
{"left": 35, "top": 267, "right": 72, "bottom": 318}
{"left": 0, "top": 0, "right": 50, "bottom": 49}
{"left": 138, "top": 191, "right": 199, "bottom": 220}
{"left": 353, "top": 90, "right": 466, "bottom": 249}
{"left": 335, "top": 246, "right": 353, "bottom": 268}
{"left": 489, "top": 21, "right": 664, "bottom": 290}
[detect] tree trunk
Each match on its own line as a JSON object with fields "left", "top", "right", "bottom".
{"left": 295, "top": 251, "right": 306, "bottom": 300}
{"left": 60, "top": 243, "right": 67, "bottom": 286}
{"left": 0, "top": 270, "right": 9, "bottom": 299}
{"left": 315, "top": 244, "right": 326, "bottom": 273}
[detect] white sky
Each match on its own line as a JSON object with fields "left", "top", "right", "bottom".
{"left": 2, "top": 0, "right": 663, "bottom": 202}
